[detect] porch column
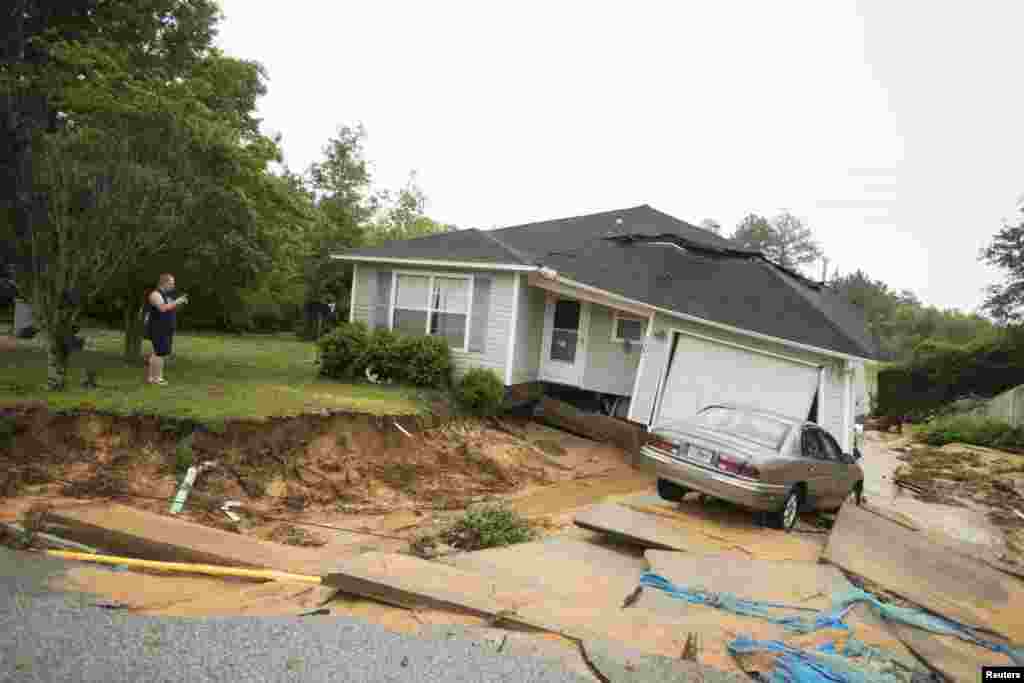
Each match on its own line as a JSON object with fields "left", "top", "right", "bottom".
{"left": 842, "top": 359, "right": 854, "bottom": 452}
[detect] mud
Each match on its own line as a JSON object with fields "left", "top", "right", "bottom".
{"left": 861, "top": 431, "right": 1020, "bottom": 563}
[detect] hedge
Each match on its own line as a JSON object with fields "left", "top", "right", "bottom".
{"left": 876, "top": 331, "right": 1024, "bottom": 419}
{"left": 318, "top": 321, "right": 453, "bottom": 389}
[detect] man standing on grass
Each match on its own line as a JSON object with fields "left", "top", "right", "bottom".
{"left": 144, "top": 273, "right": 187, "bottom": 386}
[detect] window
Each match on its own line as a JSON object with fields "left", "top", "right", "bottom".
{"left": 801, "top": 428, "right": 827, "bottom": 460}
{"left": 612, "top": 312, "right": 647, "bottom": 343}
{"left": 819, "top": 430, "right": 843, "bottom": 462}
{"left": 694, "top": 407, "right": 792, "bottom": 451}
{"left": 391, "top": 272, "right": 472, "bottom": 350}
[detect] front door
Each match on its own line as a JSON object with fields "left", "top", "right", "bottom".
{"left": 540, "top": 296, "right": 590, "bottom": 386}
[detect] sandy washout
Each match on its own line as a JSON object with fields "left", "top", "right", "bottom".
{"left": 860, "top": 430, "right": 1024, "bottom": 566}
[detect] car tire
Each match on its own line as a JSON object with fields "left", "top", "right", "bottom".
{"left": 657, "top": 478, "right": 688, "bottom": 503}
{"left": 768, "top": 487, "right": 802, "bottom": 532}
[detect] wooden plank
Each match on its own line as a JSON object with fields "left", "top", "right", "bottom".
{"left": 539, "top": 396, "right": 642, "bottom": 453}
{"left": 823, "top": 501, "right": 1024, "bottom": 642}
{"left": 574, "top": 502, "right": 823, "bottom": 562}
{"left": 445, "top": 537, "right": 647, "bottom": 608}
{"left": 46, "top": 502, "right": 328, "bottom": 575}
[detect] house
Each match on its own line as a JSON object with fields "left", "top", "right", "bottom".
{"left": 333, "top": 205, "right": 881, "bottom": 452}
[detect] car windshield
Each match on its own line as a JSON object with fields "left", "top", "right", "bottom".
{"left": 691, "top": 407, "right": 792, "bottom": 450}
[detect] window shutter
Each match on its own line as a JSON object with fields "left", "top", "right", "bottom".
{"left": 374, "top": 270, "right": 392, "bottom": 329}
{"left": 468, "top": 276, "right": 491, "bottom": 353}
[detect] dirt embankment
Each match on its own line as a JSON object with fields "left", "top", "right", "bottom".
{"left": 0, "top": 405, "right": 630, "bottom": 547}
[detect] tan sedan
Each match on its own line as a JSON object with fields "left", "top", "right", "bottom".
{"left": 640, "top": 404, "right": 864, "bottom": 531}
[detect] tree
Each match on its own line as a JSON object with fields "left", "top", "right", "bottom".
{"left": 730, "top": 211, "right": 823, "bottom": 272}
{"left": 769, "top": 211, "right": 823, "bottom": 272}
{"left": 699, "top": 218, "right": 722, "bottom": 235}
{"left": 296, "top": 125, "right": 378, "bottom": 338}
{"left": 980, "top": 209, "right": 1024, "bottom": 323}
{"left": 731, "top": 213, "right": 774, "bottom": 252}
{"left": 366, "top": 172, "right": 456, "bottom": 245}
{"left": 0, "top": 0, "right": 262, "bottom": 386}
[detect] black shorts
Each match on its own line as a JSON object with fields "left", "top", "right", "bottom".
{"left": 151, "top": 333, "right": 173, "bottom": 357}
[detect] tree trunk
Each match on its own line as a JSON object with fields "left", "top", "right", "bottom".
{"left": 46, "top": 332, "right": 68, "bottom": 391}
{"left": 123, "top": 304, "right": 143, "bottom": 361}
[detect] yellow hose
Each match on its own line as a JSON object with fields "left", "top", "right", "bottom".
{"left": 45, "top": 550, "right": 322, "bottom": 585}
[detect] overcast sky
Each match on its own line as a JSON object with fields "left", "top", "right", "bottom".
{"left": 214, "top": 1, "right": 1023, "bottom": 315}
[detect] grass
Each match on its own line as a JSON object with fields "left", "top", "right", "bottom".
{"left": 0, "top": 327, "right": 425, "bottom": 422}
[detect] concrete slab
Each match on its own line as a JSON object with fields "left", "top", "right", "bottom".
{"left": 444, "top": 537, "right": 647, "bottom": 608}
{"left": 46, "top": 502, "right": 329, "bottom": 574}
{"left": 824, "top": 502, "right": 1024, "bottom": 642}
{"left": 574, "top": 502, "right": 823, "bottom": 562}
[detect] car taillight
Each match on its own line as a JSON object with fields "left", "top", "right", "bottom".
{"left": 646, "top": 435, "right": 676, "bottom": 452}
{"left": 717, "top": 454, "right": 760, "bottom": 479}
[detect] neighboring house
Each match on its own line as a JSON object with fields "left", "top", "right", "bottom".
{"left": 333, "top": 205, "right": 881, "bottom": 452}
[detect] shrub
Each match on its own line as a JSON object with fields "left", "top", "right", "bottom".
{"left": 400, "top": 335, "right": 453, "bottom": 389}
{"left": 916, "top": 414, "right": 1024, "bottom": 450}
{"left": 318, "top": 323, "right": 453, "bottom": 388}
{"left": 318, "top": 321, "right": 372, "bottom": 380}
{"left": 174, "top": 433, "right": 196, "bottom": 474}
{"left": 455, "top": 368, "right": 505, "bottom": 416}
{"left": 0, "top": 414, "right": 15, "bottom": 451}
{"left": 439, "top": 505, "right": 534, "bottom": 551}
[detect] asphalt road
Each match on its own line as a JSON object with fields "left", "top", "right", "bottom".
{"left": 0, "top": 548, "right": 591, "bottom": 683}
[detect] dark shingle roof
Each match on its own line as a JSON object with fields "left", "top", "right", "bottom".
{"left": 339, "top": 228, "right": 532, "bottom": 265}
{"left": 334, "top": 205, "right": 879, "bottom": 359}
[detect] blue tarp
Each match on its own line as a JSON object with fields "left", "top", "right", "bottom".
{"left": 639, "top": 572, "right": 1024, "bottom": 664}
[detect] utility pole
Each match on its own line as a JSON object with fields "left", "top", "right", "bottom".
{"left": 821, "top": 257, "right": 829, "bottom": 283}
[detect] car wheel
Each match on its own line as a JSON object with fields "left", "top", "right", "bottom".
{"left": 769, "top": 487, "right": 802, "bottom": 531}
{"left": 657, "top": 478, "right": 688, "bottom": 503}
{"left": 846, "top": 481, "right": 863, "bottom": 507}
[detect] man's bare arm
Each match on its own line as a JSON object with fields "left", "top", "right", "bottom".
{"left": 149, "top": 291, "right": 185, "bottom": 313}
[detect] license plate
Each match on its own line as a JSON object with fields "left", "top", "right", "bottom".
{"left": 691, "top": 447, "right": 714, "bottom": 463}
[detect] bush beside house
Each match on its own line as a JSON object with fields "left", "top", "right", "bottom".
{"left": 455, "top": 368, "right": 505, "bottom": 417}
{"left": 318, "top": 321, "right": 453, "bottom": 389}
{"left": 915, "top": 414, "right": 1024, "bottom": 451}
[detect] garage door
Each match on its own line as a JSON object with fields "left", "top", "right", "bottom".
{"left": 655, "top": 332, "right": 821, "bottom": 424}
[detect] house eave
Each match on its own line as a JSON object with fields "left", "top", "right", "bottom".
{"left": 331, "top": 254, "right": 538, "bottom": 272}
{"left": 537, "top": 271, "right": 873, "bottom": 365}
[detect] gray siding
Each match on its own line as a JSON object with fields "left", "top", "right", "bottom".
{"left": 350, "top": 263, "right": 516, "bottom": 381}
{"left": 511, "top": 283, "right": 546, "bottom": 385}
{"left": 579, "top": 305, "right": 644, "bottom": 396}
{"left": 630, "top": 312, "right": 841, "bottom": 427}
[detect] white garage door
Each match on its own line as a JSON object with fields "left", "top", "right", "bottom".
{"left": 655, "top": 332, "right": 821, "bottom": 424}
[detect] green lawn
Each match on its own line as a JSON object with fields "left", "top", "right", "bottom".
{"left": 0, "top": 327, "right": 425, "bottom": 422}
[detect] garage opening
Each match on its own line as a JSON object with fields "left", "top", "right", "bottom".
{"left": 653, "top": 331, "right": 821, "bottom": 425}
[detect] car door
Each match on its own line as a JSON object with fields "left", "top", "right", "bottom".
{"left": 799, "top": 427, "right": 835, "bottom": 509}
{"left": 819, "top": 429, "right": 856, "bottom": 505}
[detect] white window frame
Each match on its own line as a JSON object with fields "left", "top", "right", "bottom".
{"left": 389, "top": 270, "right": 474, "bottom": 353}
{"left": 611, "top": 311, "right": 648, "bottom": 344}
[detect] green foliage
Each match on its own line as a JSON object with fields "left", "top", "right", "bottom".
{"left": 318, "top": 322, "right": 453, "bottom": 389}
{"left": 440, "top": 505, "right": 535, "bottom": 551}
{"left": 916, "top": 415, "right": 1024, "bottom": 450}
{"left": 174, "top": 433, "right": 196, "bottom": 474}
{"left": 875, "top": 330, "right": 1024, "bottom": 419}
{"left": 398, "top": 335, "right": 453, "bottom": 389}
{"left": 730, "top": 211, "right": 822, "bottom": 272}
{"left": 980, "top": 208, "right": 1024, "bottom": 323}
{"left": 0, "top": 415, "right": 16, "bottom": 451}
{"left": 317, "top": 321, "right": 373, "bottom": 380}
{"left": 828, "top": 269, "right": 998, "bottom": 363}
{"left": 455, "top": 368, "right": 506, "bottom": 417}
